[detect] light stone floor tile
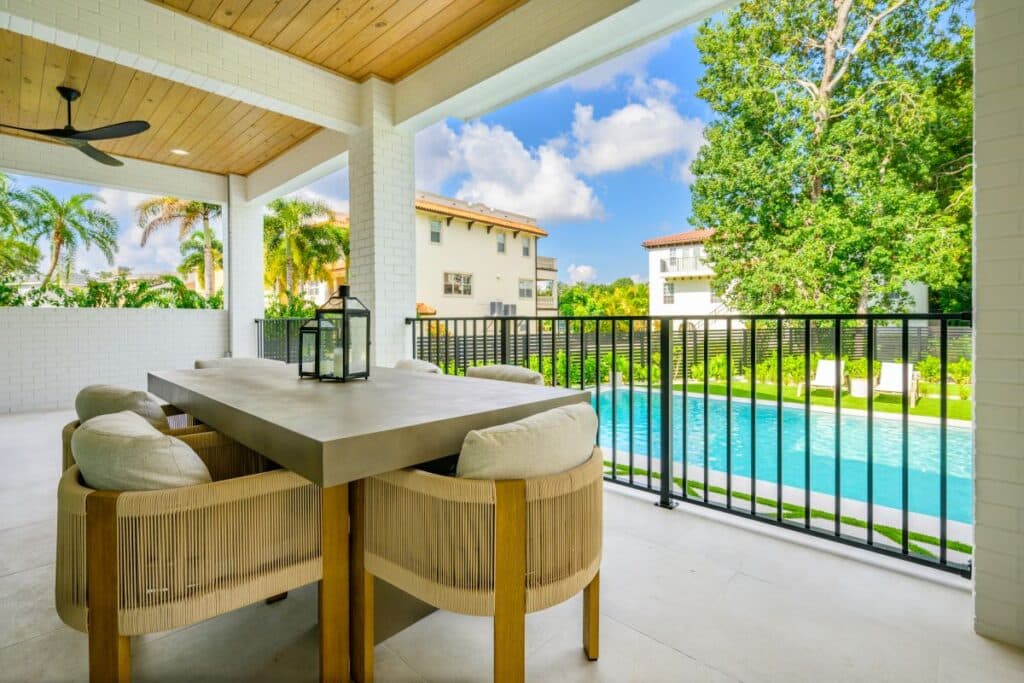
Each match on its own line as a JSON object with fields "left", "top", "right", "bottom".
{"left": 1, "top": 410, "right": 1024, "bottom": 682}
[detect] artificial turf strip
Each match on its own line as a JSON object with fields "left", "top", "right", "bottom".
{"left": 605, "top": 462, "right": 972, "bottom": 558}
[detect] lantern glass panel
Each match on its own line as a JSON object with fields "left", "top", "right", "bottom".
{"left": 347, "top": 312, "right": 369, "bottom": 376}
{"left": 299, "top": 318, "right": 320, "bottom": 377}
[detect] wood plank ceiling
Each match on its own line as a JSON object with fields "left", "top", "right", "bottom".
{"left": 0, "top": 29, "right": 321, "bottom": 175}
{"left": 151, "top": 0, "right": 526, "bottom": 82}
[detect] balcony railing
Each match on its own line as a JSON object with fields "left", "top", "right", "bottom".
{"left": 536, "top": 295, "right": 557, "bottom": 310}
{"left": 536, "top": 255, "right": 557, "bottom": 271}
{"left": 399, "top": 314, "right": 975, "bottom": 577}
{"left": 660, "top": 256, "right": 710, "bottom": 274}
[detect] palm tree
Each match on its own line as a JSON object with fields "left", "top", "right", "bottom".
{"left": 178, "top": 230, "right": 223, "bottom": 289}
{"left": 263, "top": 197, "right": 348, "bottom": 300}
{"left": 23, "top": 188, "right": 117, "bottom": 286}
{"left": 136, "top": 198, "right": 222, "bottom": 296}
{"left": 0, "top": 173, "right": 39, "bottom": 278}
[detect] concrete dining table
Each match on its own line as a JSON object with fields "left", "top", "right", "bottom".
{"left": 148, "top": 363, "right": 589, "bottom": 683}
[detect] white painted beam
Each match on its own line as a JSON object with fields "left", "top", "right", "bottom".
{"left": 0, "top": 134, "right": 227, "bottom": 203}
{"left": 0, "top": 0, "right": 362, "bottom": 133}
{"left": 395, "top": 0, "right": 734, "bottom": 131}
{"left": 245, "top": 130, "right": 349, "bottom": 206}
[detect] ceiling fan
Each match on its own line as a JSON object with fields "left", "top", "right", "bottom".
{"left": 0, "top": 86, "right": 150, "bottom": 167}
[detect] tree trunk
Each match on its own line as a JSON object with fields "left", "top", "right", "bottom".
{"left": 202, "top": 215, "right": 215, "bottom": 297}
{"left": 42, "top": 233, "right": 62, "bottom": 286}
{"left": 284, "top": 242, "right": 294, "bottom": 296}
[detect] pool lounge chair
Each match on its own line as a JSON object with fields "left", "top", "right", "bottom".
{"left": 806, "top": 359, "right": 845, "bottom": 395}
{"left": 875, "top": 362, "right": 920, "bottom": 406}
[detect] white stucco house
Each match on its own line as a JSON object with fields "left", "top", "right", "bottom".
{"left": 644, "top": 229, "right": 732, "bottom": 323}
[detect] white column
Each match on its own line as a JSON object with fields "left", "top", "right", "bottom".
{"left": 974, "top": 0, "right": 1024, "bottom": 649}
{"left": 348, "top": 78, "right": 416, "bottom": 366}
{"left": 225, "top": 174, "right": 265, "bottom": 358}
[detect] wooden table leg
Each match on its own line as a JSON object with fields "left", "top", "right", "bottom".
{"left": 494, "top": 480, "right": 526, "bottom": 683}
{"left": 320, "top": 484, "right": 349, "bottom": 683}
{"left": 350, "top": 479, "right": 374, "bottom": 683}
{"left": 86, "top": 491, "right": 130, "bottom": 683}
{"left": 583, "top": 572, "right": 600, "bottom": 661}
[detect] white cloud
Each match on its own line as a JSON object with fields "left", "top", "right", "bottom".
{"left": 630, "top": 273, "right": 646, "bottom": 284}
{"left": 454, "top": 122, "right": 602, "bottom": 222}
{"left": 284, "top": 187, "right": 349, "bottom": 215}
{"left": 558, "top": 37, "right": 672, "bottom": 92}
{"left": 415, "top": 121, "right": 464, "bottom": 193}
{"left": 572, "top": 89, "right": 706, "bottom": 177}
{"left": 567, "top": 263, "right": 597, "bottom": 284}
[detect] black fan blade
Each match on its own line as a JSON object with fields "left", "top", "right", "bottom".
{"left": 67, "top": 120, "right": 150, "bottom": 141}
{"left": 0, "top": 123, "right": 76, "bottom": 137}
{"left": 68, "top": 140, "right": 123, "bottom": 166}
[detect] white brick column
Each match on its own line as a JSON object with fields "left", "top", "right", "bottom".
{"left": 348, "top": 79, "right": 416, "bottom": 366}
{"left": 974, "top": 0, "right": 1024, "bottom": 649}
{"left": 225, "top": 174, "right": 265, "bottom": 358}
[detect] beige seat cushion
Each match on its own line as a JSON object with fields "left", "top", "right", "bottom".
{"left": 75, "top": 384, "right": 169, "bottom": 430}
{"left": 71, "top": 411, "right": 212, "bottom": 491}
{"left": 456, "top": 403, "right": 597, "bottom": 479}
{"left": 394, "top": 358, "right": 442, "bottom": 374}
{"left": 194, "top": 357, "right": 285, "bottom": 369}
{"left": 466, "top": 364, "right": 543, "bottom": 385}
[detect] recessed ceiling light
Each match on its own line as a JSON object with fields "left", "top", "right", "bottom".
{"left": 170, "top": 148, "right": 189, "bottom": 156}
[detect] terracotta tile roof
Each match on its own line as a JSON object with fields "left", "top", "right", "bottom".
{"left": 415, "top": 191, "right": 548, "bottom": 237}
{"left": 416, "top": 302, "right": 437, "bottom": 316}
{"left": 641, "top": 229, "right": 715, "bottom": 249}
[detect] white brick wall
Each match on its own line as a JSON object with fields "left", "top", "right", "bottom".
{"left": 348, "top": 79, "right": 416, "bottom": 366}
{"left": 0, "top": 135, "right": 227, "bottom": 204}
{"left": 0, "top": 308, "right": 228, "bottom": 413}
{"left": 974, "top": 0, "right": 1024, "bottom": 649}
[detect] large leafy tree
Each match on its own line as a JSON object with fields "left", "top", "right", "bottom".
{"left": 690, "top": 0, "right": 972, "bottom": 313}
{"left": 23, "top": 187, "right": 117, "bottom": 286}
{"left": 136, "top": 198, "right": 222, "bottom": 297}
{"left": 263, "top": 198, "right": 348, "bottom": 299}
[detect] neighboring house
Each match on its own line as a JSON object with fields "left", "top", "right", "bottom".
{"left": 304, "top": 194, "right": 556, "bottom": 317}
{"left": 643, "top": 229, "right": 930, "bottom": 324}
{"left": 643, "top": 229, "right": 733, "bottom": 325}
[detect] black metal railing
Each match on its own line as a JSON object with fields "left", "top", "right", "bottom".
{"left": 255, "top": 317, "right": 305, "bottom": 363}
{"left": 400, "top": 314, "right": 974, "bottom": 577}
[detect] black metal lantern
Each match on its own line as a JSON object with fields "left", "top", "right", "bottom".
{"left": 298, "top": 285, "right": 371, "bottom": 381}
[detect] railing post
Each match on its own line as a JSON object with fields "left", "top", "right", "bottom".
{"left": 499, "top": 318, "right": 510, "bottom": 365}
{"left": 657, "top": 319, "right": 677, "bottom": 509}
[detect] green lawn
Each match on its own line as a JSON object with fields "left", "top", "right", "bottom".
{"left": 670, "top": 379, "right": 971, "bottom": 421}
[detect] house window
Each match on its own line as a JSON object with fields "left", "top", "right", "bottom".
{"left": 497, "top": 232, "right": 506, "bottom": 253}
{"left": 519, "top": 279, "right": 533, "bottom": 298}
{"left": 663, "top": 282, "right": 675, "bottom": 304}
{"left": 444, "top": 272, "right": 472, "bottom": 296}
{"left": 429, "top": 219, "right": 442, "bottom": 244}
{"left": 522, "top": 238, "right": 530, "bottom": 257}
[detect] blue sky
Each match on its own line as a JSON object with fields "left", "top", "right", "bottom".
{"left": 8, "top": 22, "right": 712, "bottom": 284}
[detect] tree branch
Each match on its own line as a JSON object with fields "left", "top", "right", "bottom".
{"left": 829, "top": 0, "right": 909, "bottom": 92}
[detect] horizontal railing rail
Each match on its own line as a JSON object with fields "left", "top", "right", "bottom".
{"left": 399, "top": 313, "right": 974, "bottom": 578}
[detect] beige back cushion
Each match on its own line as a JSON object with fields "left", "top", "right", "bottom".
{"left": 466, "top": 364, "right": 544, "bottom": 385}
{"left": 394, "top": 358, "right": 442, "bottom": 374}
{"left": 71, "top": 411, "right": 212, "bottom": 491}
{"left": 75, "top": 384, "right": 169, "bottom": 430}
{"left": 195, "top": 357, "right": 285, "bottom": 369}
{"left": 456, "top": 402, "right": 597, "bottom": 480}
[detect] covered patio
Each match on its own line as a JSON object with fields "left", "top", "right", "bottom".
{"left": 1, "top": 0, "right": 1023, "bottom": 681}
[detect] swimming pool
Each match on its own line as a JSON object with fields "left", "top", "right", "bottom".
{"left": 593, "top": 389, "right": 973, "bottom": 524}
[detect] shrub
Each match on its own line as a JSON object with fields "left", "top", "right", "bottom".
{"left": 846, "top": 358, "right": 880, "bottom": 380}
{"left": 917, "top": 355, "right": 942, "bottom": 383}
{"left": 948, "top": 358, "right": 972, "bottom": 399}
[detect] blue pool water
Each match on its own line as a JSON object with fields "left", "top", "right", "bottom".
{"left": 594, "top": 390, "right": 973, "bottom": 524}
